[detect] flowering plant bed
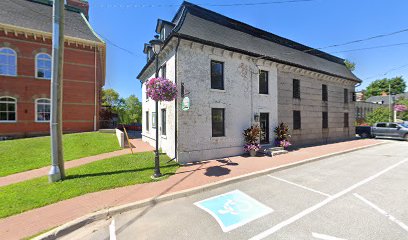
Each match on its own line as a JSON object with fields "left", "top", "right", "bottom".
{"left": 244, "top": 143, "right": 260, "bottom": 152}
{"left": 145, "top": 77, "right": 177, "bottom": 102}
{"left": 243, "top": 125, "right": 261, "bottom": 156}
{"left": 274, "top": 122, "right": 292, "bottom": 149}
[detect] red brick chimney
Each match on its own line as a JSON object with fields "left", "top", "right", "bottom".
{"left": 66, "top": 0, "right": 89, "bottom": 19}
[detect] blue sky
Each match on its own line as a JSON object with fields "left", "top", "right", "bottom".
{"left": 87, "top": 0, "right": 408, "bottom": 100}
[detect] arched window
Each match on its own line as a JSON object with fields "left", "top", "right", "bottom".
{"left": 35, "top": 98, "right": 51, "bottom": 122}
{"left": 35, "top": 53, "right": 51, "bottom": 79}
{"left": 0, "top": 97, "right": 17, "bottom": 122}
{"left": 0, "top": 48, "right": 17, "bottom": 76}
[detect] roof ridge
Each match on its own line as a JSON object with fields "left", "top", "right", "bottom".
{"left": 179, "top": 1, "right": 346, "bottom": 66}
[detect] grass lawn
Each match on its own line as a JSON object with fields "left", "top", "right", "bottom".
{"left": 0, "top": 132, "right": 121, "bottom": 177}
{"left": 0, "top": 152, "right": 178, "bottom": 219}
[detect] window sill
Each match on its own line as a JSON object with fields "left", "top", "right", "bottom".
{"left": 258, "top": 93, "right": 269, "bottom": 96}
{"left": 210, "top": 89, "right": 226, "bottom": 93}
{"left": 35, "top": 77, "right": 51, "bottom": 80}
{"left": 161, "top": 135, "right": 167, "bottom": 139}
{"left": 0, "top": 74, "right": 17, "bottom": 77}
{"left": 35, "top": 121, "right": 50, "bottom": 123}
{"left": 0, "top": 121, "right": 17, "bottom": 123}
{"left": 211, "top": 136, "right": 226, "bottom": 139}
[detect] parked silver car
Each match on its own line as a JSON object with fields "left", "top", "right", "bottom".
{"left": 372, "top": 122, "right": 408, "bottom": 140}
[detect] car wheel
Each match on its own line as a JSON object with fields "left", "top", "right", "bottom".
{"left": 405, "top": 134, "right": 408, "bottom": 141}
{"left": 361, "top": 133, "right": 369, "bottom": 138}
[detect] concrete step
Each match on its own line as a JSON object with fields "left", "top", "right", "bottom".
{"left": 271, "top": 150, "right": 288, "bottom": 156}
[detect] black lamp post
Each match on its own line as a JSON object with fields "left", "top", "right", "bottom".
{"left": 149, "top": 35, "right": 163, "bottom": 178}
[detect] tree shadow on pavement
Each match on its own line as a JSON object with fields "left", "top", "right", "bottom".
{"left": 204, "top": 166, "right": 231, "bottom": 177}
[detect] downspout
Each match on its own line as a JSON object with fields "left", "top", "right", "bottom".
{"left": 94, "top": 44, "right": 97, "bottom": 131}
{"left": 174, "top": 37, "right": 181, "bottom": 160}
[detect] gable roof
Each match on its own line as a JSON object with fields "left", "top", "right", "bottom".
{"left": 138, "top": 1, "right": 361, "bottom": 82}
{"left": 366, "top": 92, "right": 408, "bottom": 104}
{"left": 0, "top": 0, "right": 102, "bottom": 43}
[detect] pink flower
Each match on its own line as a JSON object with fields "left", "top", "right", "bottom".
{"left": 394, "top": 104, "right": 408, "bottom": 112}
{"left": 243, "top": 143, "right": 260, "bottom": 152}
{"left": 145, "top": 77, "right": 177, "bottom": 102}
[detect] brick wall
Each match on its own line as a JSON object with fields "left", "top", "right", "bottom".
{"left": 0, "top": 32, "right": 104, "bottom": 137}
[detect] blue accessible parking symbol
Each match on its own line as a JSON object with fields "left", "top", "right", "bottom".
{"left": 194, "top": 190, "right": 273, "bottom": 232}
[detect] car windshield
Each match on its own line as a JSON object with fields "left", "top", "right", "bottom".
{"left": 400, "top": 123, "right": 408, "bottom": 128}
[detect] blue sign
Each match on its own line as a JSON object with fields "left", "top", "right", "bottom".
{"left": 194, "top": 190, "right": 273, "bottom": 232}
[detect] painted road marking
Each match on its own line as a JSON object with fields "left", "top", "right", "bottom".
{"left": 354, "top": 193, "right": 408, "bottom": 232}
{"left": 194, "top": 190, "right": 273, "bottom": 232}
{"left": 249, "top": 158, "right": 408, "bottom": 240}
{"left": 109, "top": 219, "right": 116, "bottom": 240}
{"left": 268, "top": 175, "right": 331, "bottom": 197}
{"left": 312, "top": 232, "right": 347, "bottom": 240}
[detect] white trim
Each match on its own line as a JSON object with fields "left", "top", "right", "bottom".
{"left": 80, "top": 13, "right": 105, "bottom": 44}
{"left": 35, "top": 53, "right": 51, "bottom": 80}
{"left": 35, "top": 98, "right": 51, "bottom": 123}
{"left": 0, "top": 96, "right": 17, "bottom": 123}
{"left": 0, "top": 47, "right": 17, "bottom": 77}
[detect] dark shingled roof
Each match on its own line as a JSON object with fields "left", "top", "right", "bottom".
{"left": 138, "top": 1, "right": 361, "bottom": 82}
{"left": 366, "top": 92, "right": 408, "bottom": 104}
{"left": 0, "top": 0, "right": 102, "bottom": 42}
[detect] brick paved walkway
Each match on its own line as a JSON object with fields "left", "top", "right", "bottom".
{"left": 0, "top": 139, "right": 154, "bottom": 187}
{"left": 0, "top": 139, "right": 382, "bottom": 240}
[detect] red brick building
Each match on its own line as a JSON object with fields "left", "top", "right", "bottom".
{"left": 0, "top": 0, "right": 106, "bottom": 138}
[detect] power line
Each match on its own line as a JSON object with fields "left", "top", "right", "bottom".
{"left": 364, "top": 63, "right": 408, "bottom": 80}
{"left": 96, "top": 0, "right": 318, "bottom": 8}
{"left": 329, "top": 42, "right": 408, "bottom": 54}
{"left": 6, "top": 0, "right": 138, "bottom": 57}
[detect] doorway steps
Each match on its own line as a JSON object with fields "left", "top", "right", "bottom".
{"left": 261, "top": 146, "right": 288, "bottom": 157}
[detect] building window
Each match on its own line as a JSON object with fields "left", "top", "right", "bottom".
{"left": 161, "top": 109, "right": 166, "bottom": 135}
{"left": 161, "top": 64, "right": 166, "bottom": 79}
{"left": 211, "top": 60, "right": 224, "bottom": 90}
{"left": 344, "top": 88, "right": 349, "bottom": 103}
{"left": 145, "top": 111, "right": 149, "bottom": 131}
{"left": 0, "top": 48, "right": 17, "bottom": 76}
{"left": 212, "top": 108, "right": 225, "bottom": 137}
{"left": 322, "top": 112, "right": 328, "bottom": 129}
{"left": 35, "top": 98, "right": 51, "bottom": 122}
{"left": 322, "top": 84, "right": 328, "bottom": 101}
{"left": 152, "top": 112, "right": 156, "bottom": 128}
{"left": 293, "top": 111, "right": 301, "bottom": 130}
{"left": 293, "top": 79, "right": 300, "bottom": 99}
{"left": 0, "top": 97, "right": 16, "bottom": 122}
{"left": 35, "top": 53, "right": 52, "bottom": 79}
{"left": 344, "top": 112, "right": 349, "bottom": 128}
{"left": 259, "top": 70, "right": 268, "bottom": 94}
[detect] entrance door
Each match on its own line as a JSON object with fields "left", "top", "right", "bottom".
{"left": 260, "top": 113, "right": 269, "bottom": 144}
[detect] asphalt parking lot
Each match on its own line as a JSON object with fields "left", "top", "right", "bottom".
{"left": 62, "top": 140, "right": 408, "bottom": 240}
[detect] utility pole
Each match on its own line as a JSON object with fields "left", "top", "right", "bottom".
{"left": 389, "top": 84, "right": 392, "bottom": 123}
{"left": 48, "top": 0, "right": 65, "bottom": 182}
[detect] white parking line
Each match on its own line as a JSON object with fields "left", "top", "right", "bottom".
{"left": 353, "top": 193, "right": 408, "bottom": 232}
{"left": 249, "top": 158, "right": 408, "bottom": 240}
{"left": 109, "top": 219, "right": 116, "bottom": 240}
{"left": 312, "top": 232, "right": 347, "bottom": 240}
{"left": 268, "top": 175, "right": 331, "bottom": 197}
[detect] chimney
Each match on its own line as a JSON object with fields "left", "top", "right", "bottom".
{"left": 66, "top": 0, "right": 89, "bottom": 19}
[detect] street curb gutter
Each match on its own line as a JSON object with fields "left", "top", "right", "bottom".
{"left": 33, "top": 141, "right": 386, "bottom": 240}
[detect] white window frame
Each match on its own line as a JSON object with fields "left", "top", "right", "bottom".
{"left": 0, "top": 47, "right": 17, "bottom": 77}
{"left": 35, "top": 98, "right": 51, "bottom": 123}
{"left": 0, "top": 96, "right": 17, "bottom": 123}
{"left": 35, "top": 53, "right": 52, "bottom": 80}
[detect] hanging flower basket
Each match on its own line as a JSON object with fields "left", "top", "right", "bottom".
{"left": 145, "top": 77, "right": 177, "bottom": 102}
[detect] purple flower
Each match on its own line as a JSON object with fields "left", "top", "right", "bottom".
{"left": 394, "top": 104, "right": 408, "bottom": 112}
{"left": 145, "top": 77, "right": 177, "bottom": 102}
{"left": 243, "top": 143, "right": 260, "bottom": 152}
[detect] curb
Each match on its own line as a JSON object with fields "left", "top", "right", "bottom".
{"left": 33, "top": 141, "right": 386, "bottom": 240}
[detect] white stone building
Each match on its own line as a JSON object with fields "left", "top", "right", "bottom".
{"left": 138, "top": 1, "right": 361, "bottom": 164}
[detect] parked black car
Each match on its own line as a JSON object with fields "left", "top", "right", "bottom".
{"left": 356, "top": 126, "right": 373, "bottom": 138}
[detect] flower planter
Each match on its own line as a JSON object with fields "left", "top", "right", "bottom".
{"left": 249, "top": 149, "right": 257, "bottom": 157}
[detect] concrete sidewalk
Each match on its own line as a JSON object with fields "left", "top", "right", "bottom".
{"left": 0, "top": 139, "right": 154, "bottom": 187}
{"left": 0, "top": 139, "right": 382, "bottom": 240}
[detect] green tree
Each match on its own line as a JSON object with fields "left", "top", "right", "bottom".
{"left": 101, "top": 88, "right": 120, "bottom": 108}
{"left": 344, "top": 59, "right": 356, "bottom": 71}
{"left": 117, "top": 95, "right": 142, "bottom": 124}
{"left": 365, "top": 76, "right": 406, "bottom": 98}
{"left": 396, "top": 97, "right": 408, "bottom": 121}
{"left": 366, "top": 107, "right": 392, "bottom": 126}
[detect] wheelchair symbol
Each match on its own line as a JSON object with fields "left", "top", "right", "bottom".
{"left": 218, "top": 199, "right": 253, "bottom": 215}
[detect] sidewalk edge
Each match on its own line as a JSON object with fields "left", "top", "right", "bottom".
{"left": 33, "top": 141, "right": 386, "bottom": 240}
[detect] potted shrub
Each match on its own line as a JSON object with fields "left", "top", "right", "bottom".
{"left": 274, "top": 122, "right": 292, "bottom": 149}
{"left": 243, "top": 125, "right": 261, "bottom": 157}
